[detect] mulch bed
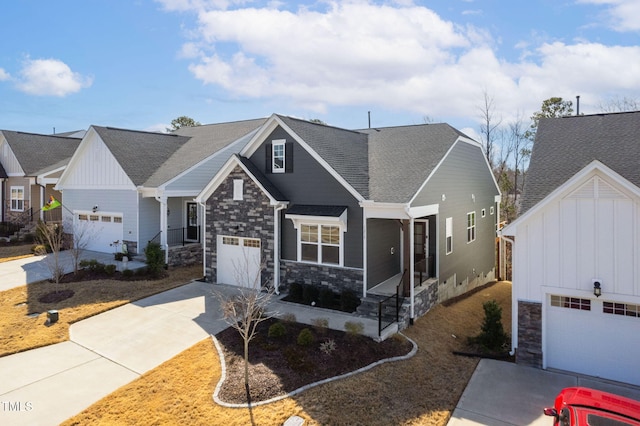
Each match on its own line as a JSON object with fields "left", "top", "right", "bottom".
{"left": 215, "top": 318, "right": 414, "bottom": 404}
{"left": 38, "top": 289, "right": 75, "bottom": 303}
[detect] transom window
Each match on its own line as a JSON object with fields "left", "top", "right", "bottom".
{"left": 445, "top": 217, "right": 453, "bottom": 255}
{"left": 272, "top": 140, "right": 285, "bottom": 173}
{"left": 550, "top": 295, "right": 591, "bottom": 311}
{"left": 300, "top": 224, "right": 341, "bottom": 265}
{"left": 222, "top": 237, "right": 239, "bottom": 245}
{"left": 10, "top": 186, "right": 24, "bottom": 211}
{"left": 603, "top": 302, "right": 640, "bottom": 318}
{"left": 467, "top": 212, "right": 476, "bottom": 243}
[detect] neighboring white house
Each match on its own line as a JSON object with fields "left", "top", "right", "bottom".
{"left": 502, "top": 111, "right": 640, "bottom": 386}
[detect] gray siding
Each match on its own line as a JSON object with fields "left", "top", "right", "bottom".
{"left": 413, "top": 141, "right": 498, "bottom": 294}
{"left": 61, "top": 188, "right": 139, "bottom": 239}
{"left": 249, "top": 126, "right": 364, "bottom": 268}
{"left": 366, "top": 219, "right": 401, "bottom": 288}
{"left": 138, "top": 195, "right": 160, "bottom": 251}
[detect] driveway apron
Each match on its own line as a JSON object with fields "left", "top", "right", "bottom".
{"left": 0, "top": 280, "right": 229, "bottom": 426}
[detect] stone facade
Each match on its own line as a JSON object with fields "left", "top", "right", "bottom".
{"left": 280, "top": 259, "right": 363, "bottom": 295}
{"left": 168, "top": 243, "right": 202, "bottom": 267}
{"left": 205, "top": 166, "right": 275, "bottom": 286}
{"left": 517, "top": 300, "right": 543, "bottom": 368}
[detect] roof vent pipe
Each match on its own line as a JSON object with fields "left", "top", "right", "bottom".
{"left": 368, "top": 111, "right": 371, "bottom": 129}
{"left": 576, "top": 95, "right": 580, "bottom": 115}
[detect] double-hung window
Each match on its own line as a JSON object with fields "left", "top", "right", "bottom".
{"left": 10, "top": 186, "right": 24, "bottom": 211}
{"left": 272, "top": 140, "right": 285, "bottom": 173}
{"left": 287, "top": 208, "right": 347, "bottom": 267}
{"left": 467, "top": 211, "right": 476, "bottom": 243}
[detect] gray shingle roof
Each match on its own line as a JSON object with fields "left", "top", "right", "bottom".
{"left": 145, "top": 118, "right": 266, "bottom": 187}
{"left": 92, "top": 126, "right": 191, "bottom": 187}
{"left": 361, "top": 124, "right": 468, "bottom": 203}
{"left": 0, "top": 161, "right": 6, "bottom": 178}
{"left": 521, "top": 111, "right": 640, "bottom": 214}
{"left": 237, "top": 155, "right": 287, "bottom": 202}
{"left": 286, "top": 204, "right": 347, "bottom": 216}
{"left": 278, "top": 115, "right": 370, "bottom": 198}
{"left": 1, "top": 130, "right": 82, "bottom": 176}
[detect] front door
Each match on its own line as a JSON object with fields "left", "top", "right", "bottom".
{"left": 186, "top": 202, "right": 198, "bottom": 241}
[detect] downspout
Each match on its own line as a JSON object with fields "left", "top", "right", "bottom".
{"left": 198, "top": 200, "right": 207, "bottom": 281}
{"left": 501, "top": 234, "right": 516, "bottom": 356}
{"left": 362, "top": 209, "right": 367, "bottom": 299}
{"left": 409, "top": 217, "right": 415, "bottom": 324}
{"left": 273, "top": 203, "right": 286, "bottom": 295}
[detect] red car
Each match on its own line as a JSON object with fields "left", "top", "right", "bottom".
{"left": 544, "top": 387, "right": 640, "bottom": 425}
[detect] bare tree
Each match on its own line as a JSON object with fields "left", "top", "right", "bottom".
{"left": 598, "top": 96, "right": 640, "bottom": 113}
{"left": 508, "top": 112, "right": 530, "bottom": 206}
{"left": 215, "top": 248, "right": 274, "bottom": 419}
{"left": 35, "top": 221, "right": 66, "bottom": 285}
{"left": 67, "top": 220, "right": 94, "bottom": 275}
{"left": 478, "top": 90, "right": 502, "bottom": 168}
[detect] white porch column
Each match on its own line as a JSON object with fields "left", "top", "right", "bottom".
{"left": 362, "top": 214, "right": 367, "bottom": 298}
{"left": 157, "top": 196, "right": 169, "bottom": 264}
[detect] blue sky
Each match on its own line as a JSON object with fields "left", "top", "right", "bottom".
{"left": 1, "top": 0, "right": 638, "bottom": 138}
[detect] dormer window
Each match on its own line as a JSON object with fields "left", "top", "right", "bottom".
{"left": 272, "top": 140, "right": 285, "bottom": 173}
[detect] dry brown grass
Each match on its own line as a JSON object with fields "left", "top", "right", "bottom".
{"left": 0, "top": 265, "right": 203, "bottom": 356}
{"left": 63, "top": 281, "right": 512, "bottom": 426}
{"left": 0, "top": 242, "right": 34, "bottom": 263}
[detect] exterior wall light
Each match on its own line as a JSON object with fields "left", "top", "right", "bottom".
{"left": 593, "top": 280, "right": 602, "bottom": 298}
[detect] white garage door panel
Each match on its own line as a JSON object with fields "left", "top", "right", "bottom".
{"left": 546, "top": 299, "right": 640, "bottom": 386}
{"left": 217, "top": 236, "right": 261, "bottom": 288}
{"left": 75, "top": 213, "right": 124, "bottom": 253}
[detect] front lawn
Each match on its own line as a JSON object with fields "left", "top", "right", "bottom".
{"left": 63, "top": 281, "right": 512, "bottom": 426}
{"left": 0, "top": 242, "right": 34, "bottom": 262}
{"left": 0, "top": 265, "right": 203, "bottom": 356}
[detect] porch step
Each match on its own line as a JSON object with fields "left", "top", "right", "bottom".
{"left": 356, "top": 295, "right": 400, "bottom": 322}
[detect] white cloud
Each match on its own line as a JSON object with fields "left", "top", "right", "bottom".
{"left": 163, "top": 1, "right": 640, "bottom": 125}
{"left": 578, "top": 0, "right": 640, "bottom": 32}
{"left": 16, "top": 58, "right": 93, "bottom": 97}
{"left": 0, "top": 68, "right": 10, "bottom": 81}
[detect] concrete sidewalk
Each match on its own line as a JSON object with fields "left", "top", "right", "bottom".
{"left": 447, "top": 359, "right": 640, "bottom": 425}
{"left": 0, "top": 250, "right": 146, "bottom": 291}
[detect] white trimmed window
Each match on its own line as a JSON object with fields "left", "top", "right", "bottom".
{"left": 445, "top": 217, "right": 453, "bottom": 255}
{"left": 10, "top": 186, "right": 24, "bottom": 211}
{"left": 233, "top": 179, "right": 244, "bottom": 201}
{"left": 272, "top": 140, "right": 285, "bottom": 173}
{"left": 299, "top": 224, "right": 342, "bottom": 265}
{"left": 467, "top": 211, "right": 476, "bottom": 243}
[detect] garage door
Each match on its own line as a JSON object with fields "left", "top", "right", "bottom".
{"left": 217, "top": 236, "right": 261, "bottom": 288}
{"left": 74, "top": 212, "right": 124, "bottom": 253}
{"left": 546, "top": 294, "right": 640, "bottom": 386}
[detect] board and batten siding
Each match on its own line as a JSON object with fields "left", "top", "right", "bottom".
{"left": 61, "top": 189, "right": 138, "bottom": 242}
{"left": 412, "top": 140, "right": 499, "bottom": 290}
{"left": 251, "top": 126, "right": 364, "bottom": 268}
{"left": 60, "top": 131, "right": 134, "bottom": 189}
{"left": 513, "top": 173, "right": 640, "bottom": 303}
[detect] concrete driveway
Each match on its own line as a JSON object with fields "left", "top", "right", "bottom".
{"left": 0, "top": 280, "right": 231, "bottom": 426}
{"left": 448, "top": 359, "right": 640, "bottom": 425}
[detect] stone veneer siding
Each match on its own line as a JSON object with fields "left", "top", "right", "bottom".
{"left": 280, "top": 259, "right": 363, "bottom": 295}
{"left": 205, "top": 167, "right": 275, "bottom": 287}
{"left": 168, "top": 243, "right": 202, "bottom": 267}
{"left": 517, "top": 300, "right": 543, "bottom": 368}
{"left": 396, "top": 280, "right": 438, "bottom": 329}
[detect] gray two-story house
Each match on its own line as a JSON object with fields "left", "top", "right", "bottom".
{"left": 197, "top": 114, "right": 501, "bottom": 325}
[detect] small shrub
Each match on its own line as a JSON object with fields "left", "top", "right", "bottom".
{"left": 144, "top": 242, "right": 165, "bottom": 278}
{"left": 297, "top": 328, "right": 315, "bottom": 346}
{"left": 79, "top": 259, "right": 106, "bottom": 273}
{"left": 319, "top": 338, "right": 337, "bottom": 356}
{"left": 268, "top": 322, "right": 287, "bottom": 338}
{"left": 280, "top": 313, "right": 297, "bottom": 323}
{"left": 340, "top": 290, "right": 361, "bottom": 313}
{"left": 302, "top": 284, "right": 319, "bottom": 305}
{"left": 22, "top": 233, "right": 35, "bottom": 243}
{"left": 104, "top": 264, "right": 117, "bottom": 276}
{"left": 469, "top": 299, "right": 509, "bottom": 352}
{"left": 31, "top": 244, "right": 47, "bottom": 255}
{"left": 122, "top": 269, "right": 134, "bottom": 278}
{"left": 311, "top": 317, "right": 329, "bottom": 334}
{"left": 288, "top": 282, "right": 303, "bottom": 302}
{"left": 318, "top": 288, "right": 335, "bottom": 308}
{"left": 344, "top": 321, "right": 365, "bottom": 336}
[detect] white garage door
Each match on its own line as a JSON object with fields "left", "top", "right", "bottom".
{"left": 217, "top": 236, "right": 261, "bottom": 288}
{"left": 74, "top": 212, "right": 124, "bottom": 253}
{"left": 546, "top": 294, "right": 640, "bottom": 386}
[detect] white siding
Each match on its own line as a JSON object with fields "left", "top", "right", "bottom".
{"left": 138, "top": 195, "right": 160, "bottom": 250}
{"left": 513, "top": 172, "right": 640, "bottom": 302}
{"left": 61, "top": 131, "right": 133, "bottom": 189}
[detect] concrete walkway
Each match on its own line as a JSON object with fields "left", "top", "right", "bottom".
{"left": 0, "top": 250, "right": 146, "bottom": 291}
{"left": 447, "top": 359, "right": 640, "bottom": 425}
